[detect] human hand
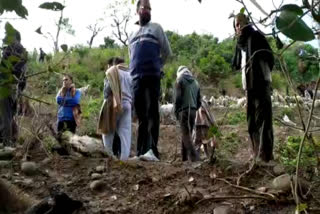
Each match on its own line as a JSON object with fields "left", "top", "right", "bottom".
{"left": 60, "top": 86, "right": 68, "bottom": 97}
{"left": 70, "top": 84, "right": 76, "bottom": 97}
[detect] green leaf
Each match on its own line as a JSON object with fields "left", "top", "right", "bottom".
{"left": 14, "top": 5, "right": 28, "bottom": 18}
{"left": 0, "top": 0, "right": 28, "bottom": 18}
{"left": 60, "top": 44, "right": 68, "bottom": 52}
{"left": 131, "top": 0, "right": 135, "bottom": 4}
{"left": 276, "top": 10, "right": 315, "bottom": 41}
{"left": 39, "top": 2, "right": 65, "bottom": 11}
{"left": 240, "top": 7, "right": 245, "bottom": 14}
{"left": 280, "top": 4, "right": 303, "bottom": 16}
{"left": 3, "top": 22, "right": 19, "bottom": 45}
{"left": 311, "top": 9, "right": 320, "bottom": 23}
{"left": 0, "top": 86, "right": 11, "bottom": 99}
{"left": 35, "top": 26, "right": 42, "bottom": 34}
{"left": 296, "top": 203, "right": 308, "bottom": 212}
{"left": 8, "top": 55, "right": 20, "bottom": 64}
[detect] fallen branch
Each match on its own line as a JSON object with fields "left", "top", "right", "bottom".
{"left": 217, "top": 178, "right": 277, "bottom": 200}
{"left": 274, "top": 118, "right": 303, "bottom": 132}
{"left": 237, "top": 160, "right": 256, "bottom": 186}
{"left": 196, "top": 194, "right": 270, "bottom": 205}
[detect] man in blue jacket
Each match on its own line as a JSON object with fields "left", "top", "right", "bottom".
{"left": 129, "top": 0, "right": 172, "bottom": 159}
{"left": 56, "top": 74, "right": 81, "bottom": 134}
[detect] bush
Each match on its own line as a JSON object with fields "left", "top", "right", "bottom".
{"left": 227, "top": 111, "right": 246, "bottom": 125}
{"left": 276, "top": 136, "right": 318, "bottom": 172}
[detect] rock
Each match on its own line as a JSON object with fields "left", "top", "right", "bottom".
{"left": 21, "top": 162, "right": 37, "bottom": 176}
{"left": 91, "top": 173, "right": 102, "bottom": 180}
{"left": 0, "top": 143, "right": 3, "bottom": 149}
{"left": 95, "top": 166, "right": 104, "bottom": 173}
{"left": 273, "top": 164, "right": 286, "bottom": 175}
{"left": 41, "top": 158, "right": 51, "bottom": 166}
{"left": 213, "top": 206, "right": 232, "bottom": 214}
{"left": 0, "top": 150, "right": 14, "bottom": 160}
{"left": 0, "top": 160, "right": 11, "bottom": 168}
{"left": 90, "top": 180, "right": 105, "bottom": 192}
{"left": 271, "top": 174, "right": 292, "bottom": 192}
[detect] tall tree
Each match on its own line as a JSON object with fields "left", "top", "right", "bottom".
{"left": 38, "top": 2, "right": 75, "bottom": 53}
{"left": 87, "top": 21, "right": 105, "bottom": 48}
{"left": 106, "top": 0, "right": 132, "bottom": 46}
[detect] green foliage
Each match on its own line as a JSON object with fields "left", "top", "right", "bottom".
{"left": 276, "top": 4, "right": 315, "bottom": 41}
{"left": 78, "top": 96, "right": 102, "bottom": 136}
{"left": 231, "top": 72, "right": 242, "bottom": 89}
{"left": 35, "top": 27, "right": 42, "bottom": 34}
{"left": 208, "top": 125, "right": 222, "bottom": 138}
{"left": 3, "top": 22, "right": 19, "bottom": 45}
{"left": 60, "top": 44, "right": 68, "bottom": 52}
{"left": 0, "top": 0, "right": 28, "bottom": 18}
{"left": 227, "top": 111, "right": 246, "bottom": 125}
{"left": 280, "top": 107, "right": 295, "bottom": 119}
{"left": 271, "top": 72, "right": 287, "bottom": 91}
{"left": 39, "top": 2, "right": 65, "bottom": 11}
{"left": 278, "top": 136, "right": 318, "bottom": 172}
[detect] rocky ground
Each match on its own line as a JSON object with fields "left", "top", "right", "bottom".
{"left": 1, "top": 107, "right": 320, "bottom": 214}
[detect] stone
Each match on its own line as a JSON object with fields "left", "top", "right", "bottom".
{"left": 213, "top": 206, "right": 232, "bottom": 214}
{"left": 90, "top": 180, "right": 105, "bottom": 192}
{"left": 0, "top": 150, "right": 14, "bottom": 160}
{"left": 0, "top": 160, "right": 11, "bottom": 168}
{"left": 95, "top": 166, "right": 104, "bottom": 173}
{"left": 271, "top": 174, "right": 291, "bottom": 192}
{"left": 273, "top": 164, "right": 286, "bottom": 176}
{"left": 91, "top": 173, "right": 102, "bottom": 180}
{"left": 21, "top": 162, "right": 37, "bottom": 176}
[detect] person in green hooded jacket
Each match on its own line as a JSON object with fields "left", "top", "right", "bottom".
{"left": 174, "top": 66, "right": 201, "bottom": 162}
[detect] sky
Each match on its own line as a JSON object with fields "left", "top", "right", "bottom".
{"left": 0, "top": 0, "right": 316, "bottom": 53}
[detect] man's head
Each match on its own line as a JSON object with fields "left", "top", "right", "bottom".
{"left": 234, "top": 13, "right": 249, "bottom": 36}
{"left": 107, "top": 57, "right": 125, "bottom": 69}
{"left": 176, "top": 66, "right": 192, "bottom": 80}
{"left": 136, "top": 0, "right": 151, "bottom": 26}
{"left": 62, "top": 74, "right": 73, "bottom": 88}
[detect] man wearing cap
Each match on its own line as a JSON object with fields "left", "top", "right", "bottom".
{"left": 129, "top": 0, "right": 172, "bottom": 159}
{"left": 174, "top": 66, "right": 201, "bottom": 162}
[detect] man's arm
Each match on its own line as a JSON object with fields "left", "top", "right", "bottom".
{"left": 57, "top": 90, "right": 81, "bottom": 107}
{"left": 174, "top": 81, "right": 182, "bottom": 119}
{"left": 196, "top": 88, "right": 201, "bottom": 110}
{"left": 157, "top": 25, "right": 172, "bottom": 65}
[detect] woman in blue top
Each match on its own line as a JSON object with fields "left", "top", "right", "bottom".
{"left": 56, "top": 74, "right": 81, "bottom": 133}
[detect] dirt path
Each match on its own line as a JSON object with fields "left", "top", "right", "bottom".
{"left": 1, "top": 108, "right": 317, "bottom": 213}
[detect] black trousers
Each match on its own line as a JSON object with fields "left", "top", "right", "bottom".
{"left": 133, "top": 76, "right": 160, "bottom": 158}
{"left": 57, "top": 120, "right": 77, "bottom": 134}
{"left": 178, "top": 109, "right": 200, "bottom": 162}
{"left": 247, "top": 85, "right": 274, "bottom": 162}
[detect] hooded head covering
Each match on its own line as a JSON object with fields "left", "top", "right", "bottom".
{"left": 176, "top": 66, "right": 192, "bottom": 80}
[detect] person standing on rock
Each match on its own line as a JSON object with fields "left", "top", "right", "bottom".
{"left": 129, "top": 0, "right": 172, "bottom": 159}
{"left": 174, "top": 66, "right": 201, "bottom": 162}
{"left": 56, "top": 74, "right": 81, "bottom": 134}
{"left": 232, "top": 13, "right": 274, "bottom": 163}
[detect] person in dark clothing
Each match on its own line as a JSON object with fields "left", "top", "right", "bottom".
{"left": 39, "top": 48, "right": 46, "bottom": 63}
{"left": 129, "top": 0, "right": 172, "bottom": 159}
{"left": 232, "top": 13, "right": 274, "bottom": 163}
{"left": 174, "top": 66, "right": 201, "bottom": 162}
{"left": 0, "top": 31, "right": 27, "bottom": 146}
